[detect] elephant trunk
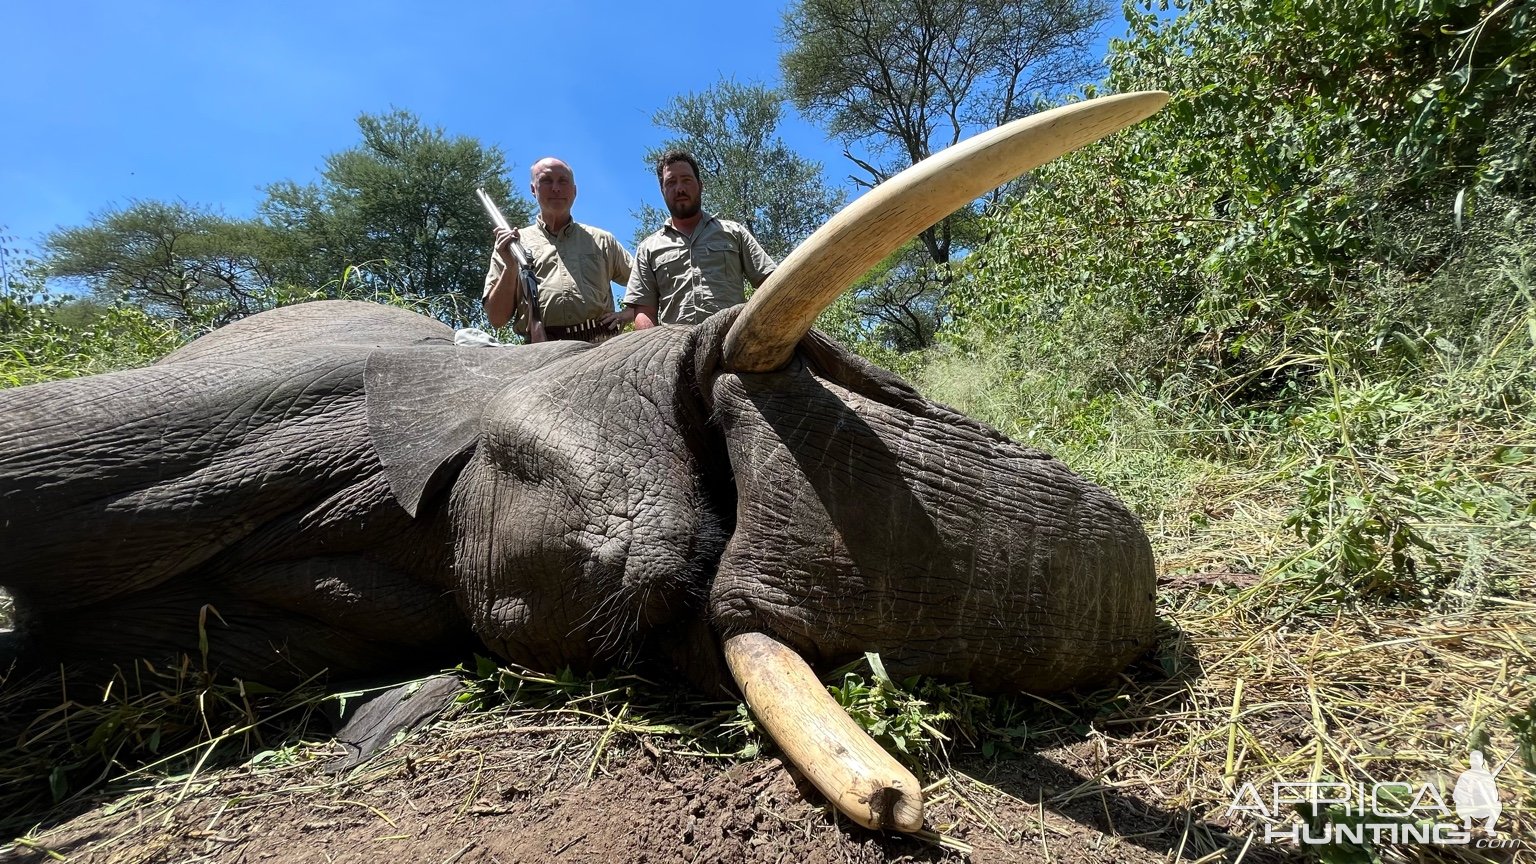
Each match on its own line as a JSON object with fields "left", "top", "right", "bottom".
{"left": 719, "top": 91, "right": 1169, "bottom": 374}
{"left": 723, "top": 631, "right": 924, "bottom": 832}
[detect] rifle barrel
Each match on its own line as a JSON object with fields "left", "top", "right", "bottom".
{"left": 476, "top": 188, "right": 512, "bottom": 231}
{"left": 476, "top": 188, "right": 531, "bottom": 267}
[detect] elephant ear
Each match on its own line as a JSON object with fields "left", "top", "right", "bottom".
{"left": 365, "top": 342, "right": 586, "bottom": 517}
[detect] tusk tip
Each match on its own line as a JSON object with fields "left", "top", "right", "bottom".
{"left": 840, "top": 778, "right": 924, "bottom": 832}
{"left": 724, "top": 631, "right": 926, "bottom": 832}
{"left": 870, "top": 782, "right": 925, "bottom": 832}
{"left": 1129, "top": 89, "right": 1171, "bottom": 111}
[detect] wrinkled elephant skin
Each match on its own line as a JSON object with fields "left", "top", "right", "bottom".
{"left": 0, "top": 300, "right": 1155, "bottom": 698}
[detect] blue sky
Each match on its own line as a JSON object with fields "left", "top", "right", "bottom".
{"left": 1, "top": 1, "right": 1123, "bottom": 271}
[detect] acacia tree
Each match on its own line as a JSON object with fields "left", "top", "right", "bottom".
{"left": 635, "top": 78, "right": 844, "bottom": 263}
{"left": 781, "top": 0, "right": 1107, "bottom": 347}
{"left": 45, "top": 201, "right": 278, "bottom": 327}
{"left": 262, "top": 110, "right": 527, "bottom": 325}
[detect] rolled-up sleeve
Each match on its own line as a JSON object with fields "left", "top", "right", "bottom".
{"left": 604, "top": 234, "right": 634, "bottom": 289}
{"left": 736, "top": 227, "right": 776, "bottom": 288}
{"left": 484, "top": 251, "right": 506, "bottom": 298}
{"left": 623, "top": 240, "right": 657, "bottom": 308}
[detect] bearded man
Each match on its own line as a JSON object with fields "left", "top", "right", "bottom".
{"left": 611, "top": 149, "right": 776, "bottom": 328}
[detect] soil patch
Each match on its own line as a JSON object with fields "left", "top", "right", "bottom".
{"left": 2, "top": 709, "right": 1259, "bottom": 864}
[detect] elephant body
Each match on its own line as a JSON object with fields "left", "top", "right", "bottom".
{"left": 0, "top": 300, "right": 1155, "bottom": 696}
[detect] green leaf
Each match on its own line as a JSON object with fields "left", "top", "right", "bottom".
{"left": 48, "top": 767, "right": 68, "bottom": 803}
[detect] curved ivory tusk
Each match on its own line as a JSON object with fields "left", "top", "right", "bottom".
{"left": 723, "top": 631, "right": 924, "bottom": 832}
{"left": 722, "top": 90, "right": 1170, "bottom": 373}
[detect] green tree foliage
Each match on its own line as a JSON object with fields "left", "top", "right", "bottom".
{"left": 261, "top": 110, "right": 528, "bottom": 326}
{"left": 816, "top": 241, "right": 949, "bottom": 352}
{"left": 781, "top": 0, "right": 1107, "bottom": 181}
{"left": 944, "top": 0, "right": 1534, "bottom": 596}
{"left": 44, "top": 201, "right": 278, "bottom": 328}
{"left": 781, "top": 0, "right": 1108, "bottom": 347}
{"left": 6, "top": 226, "right": 184, "bottom": 384}
{"left": 954, "top": 0, "right": 1535, "bottom": 410}
{"left": 0, "top": 226, "right": 36, "bottom": 299}
{"left": 637, "top": 78, "right": 845, "bottom": 262}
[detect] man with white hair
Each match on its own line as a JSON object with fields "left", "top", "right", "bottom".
{"left": 483, "top": 157, "right": 633, "bottom": 343}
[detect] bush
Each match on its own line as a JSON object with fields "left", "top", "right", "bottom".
{"left": 0, "top": 291, "right": 184, "bottom": 388}
{"left": 919, "top": 0, "right": 1536, "bottom": 599}
{"left": 950, "top": 0, "right": 1534, "bottom": 418}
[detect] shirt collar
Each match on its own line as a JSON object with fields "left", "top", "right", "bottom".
{"left": 664, "top": 211, "right": 715, "bottom": 238}
{"left": 536, "top": 215, "right": 576, "bottom": 237}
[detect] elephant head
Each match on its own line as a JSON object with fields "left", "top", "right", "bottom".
{"left": 0, "top": 93, "right": 1167, "bottom": 831}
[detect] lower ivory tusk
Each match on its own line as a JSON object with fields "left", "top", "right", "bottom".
{"left": 722, "top": 631, "right": 924, "bottom": 832}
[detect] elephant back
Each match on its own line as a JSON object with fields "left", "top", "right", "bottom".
{"left": 162, "top": 300, "right": 455, "bottom": 364}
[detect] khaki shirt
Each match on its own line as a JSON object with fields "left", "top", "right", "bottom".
{"left": 622, "top": 213, "right": 776, "bottom": 325}
{"left": 484, "top": 218, "right": 633, "bottom": 331}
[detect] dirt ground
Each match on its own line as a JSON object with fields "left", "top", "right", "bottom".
{"left": 1, "top": 706, "right": 1269, "bottom": 864}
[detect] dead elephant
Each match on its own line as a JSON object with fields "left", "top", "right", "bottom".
{"left": 0, "top": 93, "right": 1167, "bottom": 831}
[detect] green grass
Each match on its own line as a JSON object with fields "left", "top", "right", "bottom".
{"left": 919, "top": 229, "right": 1536, "bottom": 604}
{"left": 888, "top": 213, "right": 1536, "bottom": 858}
{"left": 0, "top": 660, "right": 335, "bottom": 836}
{"left": 913, "top": 331, "right": 1216, "bottom": 521}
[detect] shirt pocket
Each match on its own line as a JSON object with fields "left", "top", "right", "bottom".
{"left": 568, "top": 252, "right": 607, "bottom": 296}
{"left": 695, "top": 240, "right": 737, "bottom": 277}
{"left": 653, "top": 247, "right": 693, "bottom": 287}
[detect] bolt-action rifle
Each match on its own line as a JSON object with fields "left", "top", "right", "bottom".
{"left": 475, "top": 188, "right": 546, "bottom": 343}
